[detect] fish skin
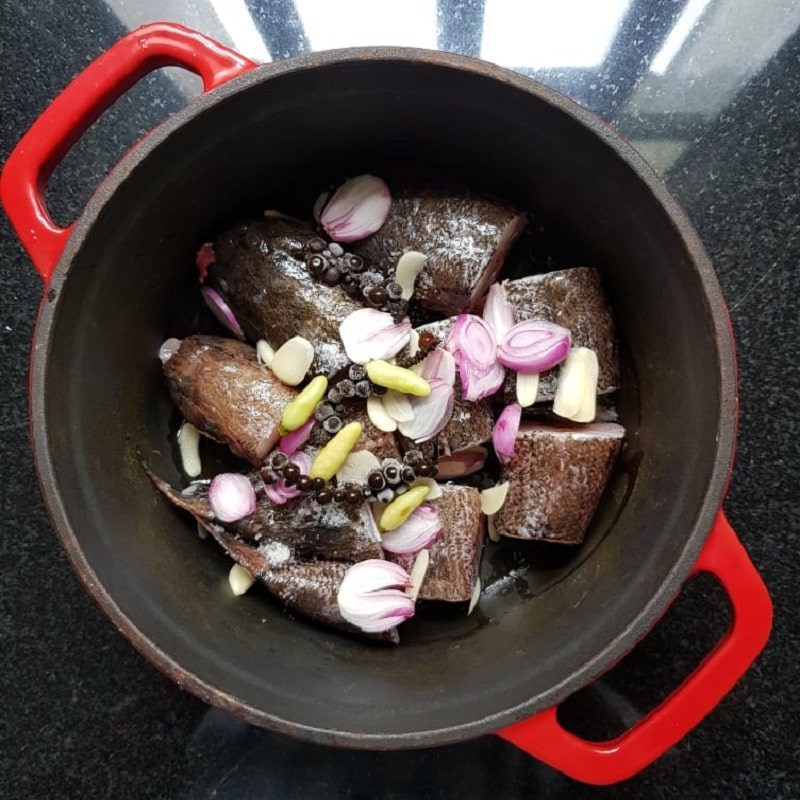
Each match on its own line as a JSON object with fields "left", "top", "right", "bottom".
{"left": 164, "top": 335, "right": 295, "bottom": 465}
{"left": 500, "top": 268, "right": 620, "bottom": 403}
{"left": 353, "top": 189, "right": 526, "bottom": 316}
{"left": 141, "top": 463, "right": 397, "bottom": 641}
{"left": 389, "top": 484, "right": 484, "bottom": 602}
{"left": 494, "top": 422, "right": 625, "bottom": 543}
{"left": 209, "top": 218, "right": 362, "bottom": 376}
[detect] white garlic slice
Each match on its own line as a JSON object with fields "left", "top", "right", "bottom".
{"left": 487, "top": 514, "right": 501, "bottom": 542}
{"left": 553, "top": 347, "right": 598, "bottom": 422}
{"left": 395, "top": 251, "right": 427, "bottom": 300}
{"left": 481, "top": 482, "right": 510, "bottom": 516}
{"left": 178, "top": 422, "right": 202, "bottom": 478}
{"left": 336, "top": 450, "right": 381, "bottom": 485}
{"left": 406, "top": 329, "right": 421, "bottom": 359}
{"left": 468, "top": 578, "right": 481, "bottom": 615}
{"left": 256, "top": 339, "right": 275, "bottom": 367}
{"left": 229, "top": 564, "right": 255, "bottom": 596}
{"left": 271, "top": 336, "right": 314, "bottom": 386}
{"left": 382, "top": 389, "right": 414, "bottom": 422}
{"left": 367, "top": 395, "right": 397, "bottom": 432}
{"left": 408, "top": 549, "right": 430, "bottom": 601}
{"left": 516, "top": 372, "right": 539, "bottom": 407}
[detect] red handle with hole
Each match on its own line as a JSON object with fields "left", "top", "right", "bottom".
{"left": 497, "top": 511, "right": 772, "bottom": 785}
{"left": 0, "top": 22, "right": 256, "bottom": 284}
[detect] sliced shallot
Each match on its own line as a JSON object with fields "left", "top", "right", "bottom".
{"left": 209, "top": 473, "right": 256, "bottom": 522}
{"left": 278, "top": 418, "right": 316, "bottom": 456}
{"left": 447, "top": 314, "right": 497, "bottom": 375}
{"left": 337, "top": 560, "right": 415, "bottom": 633}
{"left": 265, "top": 452, "right": 312, "bottom": 505}
{"left": 408, "top": 549, "right": 431, "bottom": 601}
{"left": 397, "top": 378, "right": 455, "bottom": 443}
{"left": 459, "top": 357, "right": 505, "bottom": 402}
{"left": 497, "top": 319, "right": 571, "bottom": 372}
{"left": 493, "top": 403, "right": 521, "bottom": 464}
{"left": 201, "top": 286, "right": 245, "bottom": 340}
{"left": 320, "top": 175, "right": 392, "bottom": 243}
{"left": 482, "top": 283, "right": 515, "bottom": 340}
{"left": 339, "top": 308, "right": 411, "bottom": 365}
{"left": 380, "top": 503, "right": 443, "bottom": 555}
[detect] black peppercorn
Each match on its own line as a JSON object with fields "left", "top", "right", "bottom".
{"left": 403, "top": 449, "right": 422, "bottom": 466}
{"left": 269, "top": 452, "right": 289, "bottom": 471}
{"left": 346, "top": 487, "right": 363, "bottom": 504}
{"left": 417, "top": 461, "right": 433, "bottom": 477}
{"left": 327, "top": 387, "right": 342, "bottom": 404}
{"left": 367, "top": 286, "right": 388, "bottom": 306}
{"left": 307, "top": 254, "right": 325, "bottom": 276}
{"left": 348, "top": 364, "right": 367, "bottom": 382}
{"left": 311, "top": 477, "right": 326, "bottom": 492}
{"left": 297, "top": 475, "right": 313, "bottom": 492}
{"left": 347, "top": 254, "right": 365, "bottom": 272}
{"left": 354, "top": 380, "right": 371, "bottom": 398}
{"left": 323, "top": 267, "right": 341, "bottom": 285}
{"left": 386, "top": 281, "right": 403, "bottom": 300}
{"left": 337, "top": 378, "right": 355, "bottom": 398}
{"left": 334, "top": 488, "right": 347, "bottom": 503}
{"left": 401, "top": 466, "right": 416, "bottom": 484}
{"left": 382, "top": 458, "right": 403, "bottom": 485}
{"left": 309, "top": 238, "right": 326, "bottom": 253}
{"left": 260, "top": 468, "right": 277, "bottom": 485}
{"left": 283, "top": 464, "right": 300, "bottom": 486}
{"left": 367, "top": 469, "right": 386, "bottom": 491}
{"left": 315, "top": 402, "right": 335, "bottom": 421}
{"left": 316, "top": 489, "right": 333, "bottom": 504}
{"left": 371, "top": 383, "right": 387, "bottom": 396}
{"left": 323, "top": 415, "right": 343, "bottom": 435}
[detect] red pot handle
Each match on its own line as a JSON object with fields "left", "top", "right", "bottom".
{"left": 497, "top": 511, "right": 772, "bottom": 785}
{"left": 0, "top": 22, "right": 256, "bottom": 284}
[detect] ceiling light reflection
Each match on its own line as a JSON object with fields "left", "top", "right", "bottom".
{"left": 295, "top": 0, "right": 437, "bottom": 49}
{"left": 481, "top": 0, "right": 631, "bottom": 69}
{"left": 650, "top": 0, "right": 712, "bottom": 75}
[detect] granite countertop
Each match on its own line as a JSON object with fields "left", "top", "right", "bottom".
{"left": 1, "top": 1, "right": 798, "bottom": 797}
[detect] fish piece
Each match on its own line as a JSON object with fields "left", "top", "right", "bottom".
{"left": 209, "top": 218, "right": 362, "bottom": 376}
{"left": 145, "top": 467, "right": 382, "bottom": 562}
{"left": 143, "top": 464, "right": 395, "bottom": 641}
{"left": 309, "top": 403, "right": 401, "bottom": 462}
{"left": 389, "top": 484, "right": 484, "bottom": 602}
{"left": 500, "top": 268, "right": 619, "bottom": 403}
{"left": 494, "top": 422, "right": 624, "bottom": 543}
{"left": 353, "top": 189, "right": 526, "bottom": 315}
{"left": 164, "top": 335, "right": 296, "bottom": 465}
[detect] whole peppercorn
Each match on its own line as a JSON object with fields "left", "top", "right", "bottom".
{"left": 416, "top": 461, "right": 434, "bottom": 477}
{"left": 323, "top": 415, "right": 343, "bottom": 435}
{"left": 347, "top": 254, "right": 365, "bottom": 272}
{"left": 270, "top": 452, "right": 289, "bottom": 471}
{"left": 403, "top": 449, "right": 423, "bottom": 466}
{"left": 315, "top": 402, "right": 335, "bottom": 421}
{"left": 385, "top": 281, "right": 403, "bottom": 300}
{"left": 297, "top": 475, "right": 313, "bottom": 492}
{"left": 401, "top": 466, "right": 416, "bottom": 484}
{"left": 367, "top": 469, "right": 386, "bottom": 492}
{"left": 334, "top": 488, "right": 347, "bottom": 503}
{"left": 283, "top": 463, "right": 300, "bottom": 484}
{"left": 360, "top": 271, "right": 383, "bottom": 288}
{"left": 367, "top": 286, "right": 388, "bottom": 306}
{"left": 307, "top": 254, "right": 326, "bottom": 276}
{"left": 371, "top": 383, "right": 387, "bottom": 396}
{"left": 354, "top": 380, "right": 372, "bottom": 398}
{"left": 348, "top": 364, "right": 367, "bottom": 382}
{"left": 346, "top": 486, "right": 364, "bottom": 504}
{"left": 260, "top": 468, "right": 277, "bottom": 485}
{"left": 382, "top": 459, "right": 403, "bottom": 485}
{"left": 309, "top": 238, "right": 326, "bottom": 253}
{"left": 327, "top": 387, "right": 342, "bottom": 404}
{"left": 337, "top": 378, "right": 355, "bottom": 398}
{"left": 322, "top": 267, "right": 341, "bottom": 285}
{"left": 316, "top": 489, "right": 333, "bottom": 505}
{"left": 311, "top": 477, "right": 326, "bottom": 492}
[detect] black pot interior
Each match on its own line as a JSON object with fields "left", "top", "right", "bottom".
{"left": 38, "top": 56, "right": 726, "bottom": 744}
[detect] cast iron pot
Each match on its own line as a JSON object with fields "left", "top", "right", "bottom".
{"left": 1, "top": 23, "right": 772, "bottom": 785}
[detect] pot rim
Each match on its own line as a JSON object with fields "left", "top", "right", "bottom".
{"left": 28, "top": 47, "right": 737, "bottom": 748}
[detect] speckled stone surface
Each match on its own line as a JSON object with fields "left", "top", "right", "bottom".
{"left": 1, "top": 1, "right": 798, "bottom": 797}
